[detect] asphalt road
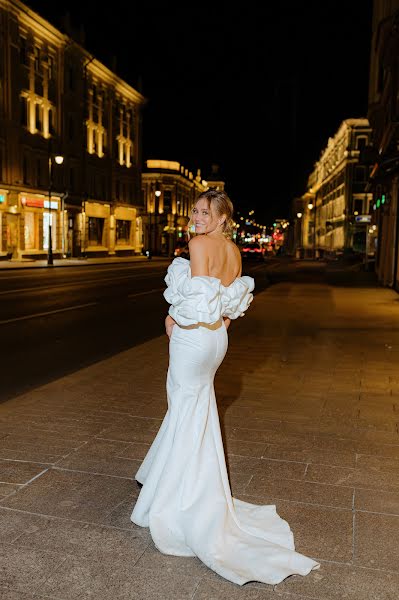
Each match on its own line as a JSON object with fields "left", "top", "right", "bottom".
{"left": 0, "top": 259, "right": 269, "bottom": 403}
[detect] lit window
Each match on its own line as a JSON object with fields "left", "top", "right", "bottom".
{"left": 35, "top": 104, "right": 42, "bottom": 132}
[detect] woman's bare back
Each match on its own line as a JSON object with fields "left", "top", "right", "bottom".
{"left": 203, "top": 235, "right": 242, "bottom": 287}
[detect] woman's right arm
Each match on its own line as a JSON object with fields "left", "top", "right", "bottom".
{"left": 165, "top": 314, "right": 176, "bottom": 337}
{"left": 189, "top": 236, "right": 209, "bottom": 277}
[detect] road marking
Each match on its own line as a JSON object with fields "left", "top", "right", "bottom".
{"left": 0, "top": 261, "right": 167, "bottom": 280}
{"left": 0, "top": 271, "right": 165, "bottom": 296}
{"left": 128, "top": 288, "right": 165, "bottom": 298}
{"left": 0, "top": 302, "right": 98, "bottom": 325}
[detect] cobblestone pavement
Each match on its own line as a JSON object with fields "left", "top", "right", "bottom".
{"left": 1, "top": 271, "right": 399, "bottom": 599}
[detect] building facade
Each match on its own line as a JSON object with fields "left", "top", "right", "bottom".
{"left": 142, "top": 161, "right": 224, "bottom": 257}
{"left": 367, "top": 0, "right": 399, "bottom": 287}
{"left": 296, "top": 119, "right": 373, "bottom": 258}
{"left": 0, "top": 0, "right": 145, "bottom": 260}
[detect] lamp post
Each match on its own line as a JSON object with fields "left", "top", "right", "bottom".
{"left": 147, "top": 189, "right": 161, "bottom": 260}
{"left": 47, "top": 153, "right": 64, "bottom": 266}
{"left": 296, "top": 212, "right": 302, "bottom": 258}
{"left": 307, "top": 202, "right": 315, "bottom": 259}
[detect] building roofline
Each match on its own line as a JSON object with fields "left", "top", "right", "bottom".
{"left": 2, "top": 0, "right": 146, "bottom": 105}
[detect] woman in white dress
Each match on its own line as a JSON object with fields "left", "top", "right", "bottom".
{"left": 131, "top": 189, "right": 320, "bottom": 585}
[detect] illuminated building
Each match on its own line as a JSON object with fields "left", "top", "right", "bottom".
{"left": 296, "top": 119, "right": 372, "bottom": 258}
{"left": 142, "top": 161, "right": 209, "bottom": 256}
{"left": 0, "top": 0, "right": 145, "bottom": 260}
{"left": 142, "top": 162, "right": 225, "bottom": 256}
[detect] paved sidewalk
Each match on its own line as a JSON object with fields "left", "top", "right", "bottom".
{"left": 1, "top": 277, "right": 399, "bottom": 598}
{"left": 0, "top": 255, "right": 169, "bottom": 270}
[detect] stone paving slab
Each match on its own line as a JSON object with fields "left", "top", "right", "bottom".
{"left": 1, "top": 276, "right": 399, "bottom": 597}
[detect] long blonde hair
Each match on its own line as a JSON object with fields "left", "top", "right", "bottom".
{"left": 188, "top": 189, "right": 234, "bottom": 239}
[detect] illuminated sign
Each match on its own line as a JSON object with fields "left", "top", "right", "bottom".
{"left": 44, "top": 200, "right": 59, "bottom": 210}
{"left": 355, "top": 215, "right": 371, "bottom": 223}
{"left": 21, "top": 197, "right": 58, "bottom": 209}
{"left": 22, "top": 197, "right": 43, "bottom": 208}
{"left": 0, "top": 194, "right": 5, "bottom": 203}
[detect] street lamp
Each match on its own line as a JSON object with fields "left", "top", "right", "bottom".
{"left": 147, "top": 189, "right": 161, "bottom": 260}
{"left": 307, "top": 202, "right": 316, "bottom": 258}
{"left": 295, "top": 212, "right": 303, "bottom": 257}
{"left": 47, "top": 153, "right": 64, "bottom": 266}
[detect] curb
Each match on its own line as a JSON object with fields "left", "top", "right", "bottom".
{"left": 0, "top": 257, "right": 170, "bottom": 271}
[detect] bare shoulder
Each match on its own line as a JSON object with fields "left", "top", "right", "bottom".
{"left": 188, "top": 235, "right": 209, "bottom": 251}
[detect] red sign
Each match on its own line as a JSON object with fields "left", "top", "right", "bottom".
{"left": 21, "top": 197, "right": 44, "bottom": 208}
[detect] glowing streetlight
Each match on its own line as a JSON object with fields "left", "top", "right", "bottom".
{"left": 147, "top": 188, "right": 161, "bottom": 260}
{"left": 47, "top": 153, "right": 64, "bottom": 266}
{"left": 307, "top": 203, "right": 313, "bottom": 210}
{"left": 297, "top": 212, "right": 302, "bottom": 218}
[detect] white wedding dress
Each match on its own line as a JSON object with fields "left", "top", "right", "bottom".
{"left": 131, "top": 257, "right": 320, "bottom": 585}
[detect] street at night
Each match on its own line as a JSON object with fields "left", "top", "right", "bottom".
{"left": 0, "top": 259, "right": 270, "bottom": 402}
{"left": 2, "top": 0, "right": 399, "bottom": 598}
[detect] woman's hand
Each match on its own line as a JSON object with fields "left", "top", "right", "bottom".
{"left": 223, "top": 317, "right": 231, "bottom": 331}
{"left": 165, "top": 315, "right": 176, "bottom": 338}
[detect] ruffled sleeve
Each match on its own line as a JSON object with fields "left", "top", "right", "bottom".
{"left": 163, "top": 258, "right": 223, "bottom": 326}
{"left": 163, "top": 257, "right": 255, "bottom": 326}
{"left": 221, "top": 276, "right": 255, "bottom": 319}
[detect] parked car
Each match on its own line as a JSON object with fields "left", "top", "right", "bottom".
{"left": 174, "top": 240, "right": 189, "bottom": 259}
{"left": 240, "top": 242, "right": 265, "bottom": 261}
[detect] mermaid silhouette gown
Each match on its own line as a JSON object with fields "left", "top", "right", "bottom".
{"left": 131, "top": 257, "right": 320, "bottom": 585}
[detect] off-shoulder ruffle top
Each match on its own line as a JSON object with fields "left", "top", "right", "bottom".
{"left": 163, "top": 257, "right": 255, "bottom": 326}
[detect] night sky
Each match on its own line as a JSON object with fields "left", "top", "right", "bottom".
{"left": 25, "top": 0, "right": 373, "bottom": 224}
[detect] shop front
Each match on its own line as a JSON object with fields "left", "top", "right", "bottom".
{"left": 0, "top": 190, "right": 10, "bottom": 259}
{"left": 111, "top": 206, "right": 137, "bottom": 255}
{"left": 83, "top": 201, "right": 110, "bottom": 256}
{"left": 20, "top": 193, "right": 61, "bottom": 259}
